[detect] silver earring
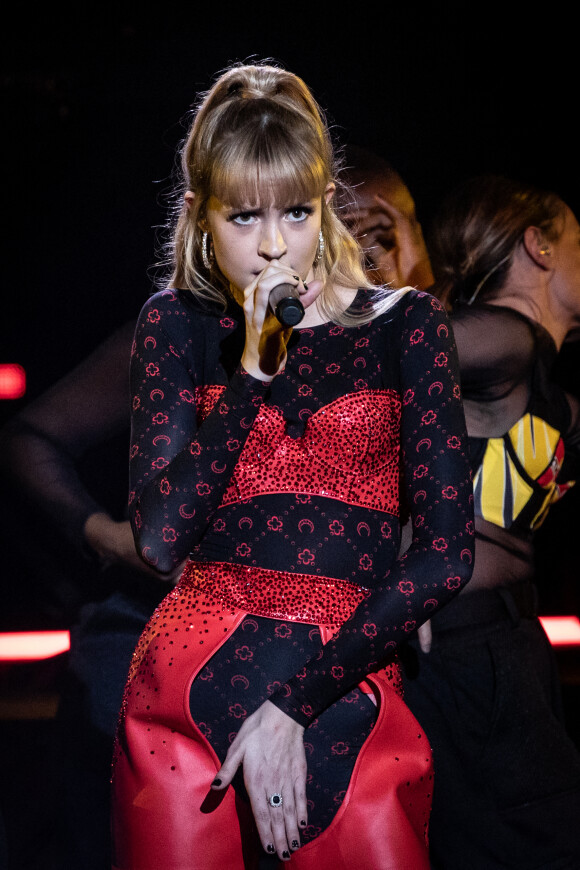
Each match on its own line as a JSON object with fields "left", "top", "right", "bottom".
{"left": 201, "top": 232, "right": 213, "bottom": 270}
{"left": 314, "top": 229, "right": 325, "bottom": 265}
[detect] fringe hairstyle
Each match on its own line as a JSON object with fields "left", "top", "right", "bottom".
{"left": 156, "top": 62, "right": 409, "bottom": 326}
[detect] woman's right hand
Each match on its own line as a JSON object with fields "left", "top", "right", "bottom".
{"left": 210, "top": 699, "right": 308, "bottom": 861}
{"left": 344, "top": 194, "right": 433, "bottom": 290}
{"left": 240, "top": 265, "right": 322, "bottom": 379}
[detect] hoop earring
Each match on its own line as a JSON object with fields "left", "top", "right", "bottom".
{"left": 314, "top": 229, "right": 325, "bottom": 265}
{"left": 201, "top": 232, "right": 213, "bottom": 271}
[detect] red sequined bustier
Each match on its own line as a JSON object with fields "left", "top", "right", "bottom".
{"left": 194, "top": 386, "right": 402, "bottom": 513}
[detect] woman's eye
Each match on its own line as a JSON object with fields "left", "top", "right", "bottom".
{"left": 230, "top": 212, "right": 257, "bottom": 225}
{"left": 375, "top": 231, "right": 397, "bottom": 252}
{"left": 286, "top": 206, "right": 312, "bottom": 222}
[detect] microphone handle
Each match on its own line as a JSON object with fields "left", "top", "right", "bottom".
{"left": 269, "top": 283, "right": 305, "bottom": 327}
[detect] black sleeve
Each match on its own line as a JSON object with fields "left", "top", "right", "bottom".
{"left": 269, "top": 293, "right": 475, "bottom": 725}
{"left": 0, "top": 320, "right": 136, "bottom": 552}
{"left": 451, "top": 304, "right": 536, "bottom": 401}
{"left": 128, "top": 295, "right": 271, "bottom": 573}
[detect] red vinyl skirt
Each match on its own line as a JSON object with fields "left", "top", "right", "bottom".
{"left": 111, "top": 562, "right": 433, "bottom": 869}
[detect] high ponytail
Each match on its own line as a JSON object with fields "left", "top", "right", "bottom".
{"left": 159, "top": 62, "right": 407, "bottom": 324}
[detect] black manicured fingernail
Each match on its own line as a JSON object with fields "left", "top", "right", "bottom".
{"left": 299, "top": 819, "right": 307, "bottom": 827}
{"left": 211, "top": 777, "right": 221, "bottom": 787}
{"left": 293, "top": 275, "right": 300, "bottom": 281}
{"left": 267, "top": 844, "right": 275, "bottom": 854}
{"left": 303, "top": 282, "right": 308, "bottom": 291}
{"left": 291, "top": 839, "right": 299, "bottom": 849}
{"left": 283, "top": 851, "right": 290, "bottom": 859}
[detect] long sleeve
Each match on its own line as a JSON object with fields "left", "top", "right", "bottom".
{"left": 128, "top": 291, "right": 270, "bottom": 573}
{"left": 269, "top": 293, "right": 475, "bottom": 725}
{"left": 0, "top": 320, "right": 136, "bottom": 552}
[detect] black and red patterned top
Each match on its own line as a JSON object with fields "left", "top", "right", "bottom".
{"left": 128, "top": 287, "right": 474, "bottom": 725}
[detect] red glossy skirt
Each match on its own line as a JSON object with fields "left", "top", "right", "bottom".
{"left": 111, "top": 563, "right": 433, "bottom": 869}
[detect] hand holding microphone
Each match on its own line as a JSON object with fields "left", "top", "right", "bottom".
{"left": 240, "top": 267, "right": 322, "bottom": 381}
{"left": 269, "top": 281, "right": 305, "bottom": 327}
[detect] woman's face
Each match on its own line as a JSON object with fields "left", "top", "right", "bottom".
{"left": 550, "top": 205, "right": 580, "bottom": 316}
{"left": 203, "top": 192, "right": 323, "bottom": 295}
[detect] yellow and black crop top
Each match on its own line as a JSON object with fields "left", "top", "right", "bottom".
{"left": 451, "top": 304, "right": 580, "bottom": 536}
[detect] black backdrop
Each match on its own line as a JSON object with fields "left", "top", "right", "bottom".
{"left": 3, "top": 8, "right": 580, "bottom": 404}
{"left": 2, "top": 8, "right": 579, "bottom": 617}
{"left": 1, "top": 14, "right": 580, "bottom": 868}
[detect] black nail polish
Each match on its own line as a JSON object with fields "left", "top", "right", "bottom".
{"left": 293, "top": 275, "right": 300, "bottom": 281}
{"left": 267, "top": 844, "right": 275, "bottom": 854}
{"left": 211, "top": 777, "right": 221, "bottom": 787}
{"left": 299, "top": 819, "right": 307, "bottom": 827}
{"left": 283, "top": 850, "right": 290, "bottom": 859}
{"left": 291, "top": 839, "right": 299, "bottom": 849}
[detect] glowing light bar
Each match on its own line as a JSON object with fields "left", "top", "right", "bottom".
{"left": 539, "top": 616, "right": 580, "bottom": 646}
{"left": 0, "top": 631, "right": 70, "bottom": 661}
{"left": 0, "top": 363, "right": 26, "bottom": 399}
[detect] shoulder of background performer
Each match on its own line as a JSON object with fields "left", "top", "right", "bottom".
{"left": 448, "top": 301, "right": 546, "bottom": 397}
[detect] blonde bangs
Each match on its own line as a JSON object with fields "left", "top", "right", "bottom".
{"left": 209, "top": 152, "right": 327, "bottom": 209}
{"left": 206, "top": 117, "right": 328, "bottom": 208}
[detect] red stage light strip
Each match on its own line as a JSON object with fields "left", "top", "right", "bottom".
{"left": 0, "top": 363, "right": 26, "bottom": 399}
{"left": 0, "top": 620, "right": 578, "bottom": 662}
{"left": 539, "top": 616, "right": 580, "bottom": 646}
{"left": 0, "top": 631, "right": 70, "bottom": 661}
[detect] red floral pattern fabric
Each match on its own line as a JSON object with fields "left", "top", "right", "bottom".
{"left": 127, "top": 287, "right": 474, "bottom": 725}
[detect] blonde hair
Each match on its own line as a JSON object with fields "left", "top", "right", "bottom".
{"left": 160, "top": 62, "right": 408, "bottom": 326}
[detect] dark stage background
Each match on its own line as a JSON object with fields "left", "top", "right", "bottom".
{"left": 1, "top": 7, "right": 579, "bottom": 867}
{"left": 3, "top": 9, "right": 580, "bottom": 410}
{"left": 2, "top": 7, "right": 579, "bottom": 616}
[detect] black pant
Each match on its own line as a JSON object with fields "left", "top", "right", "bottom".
{"left": 400, "top": 584, "right": 580, "bottom": 870}
{"left": 52, "top": 587, "right": 165, "bottom": 870}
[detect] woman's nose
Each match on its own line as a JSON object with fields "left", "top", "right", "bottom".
{"left": 258, "top": 221, "right": 287, "bottom": 260}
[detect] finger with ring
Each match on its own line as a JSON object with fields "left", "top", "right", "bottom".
{"left": 268, "top": 793, "right": 283, "bottom": 808}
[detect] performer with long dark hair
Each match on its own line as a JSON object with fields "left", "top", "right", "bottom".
{"left": 401, "top": 174, "right": 580, "bottom": 869}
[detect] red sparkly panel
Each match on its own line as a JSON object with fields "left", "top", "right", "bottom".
{"left": 195, "top": 385, "right": 226, "bottom": 425}
{"left": 221, "top": 389, "right": 401, "bottom": 513}
{"left": 181, "top": 559, "right": 370, "bottom": 627}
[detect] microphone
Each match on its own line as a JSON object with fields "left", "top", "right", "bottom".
{"left": 269, "top": 283, "right": 305, "bottom": 327}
